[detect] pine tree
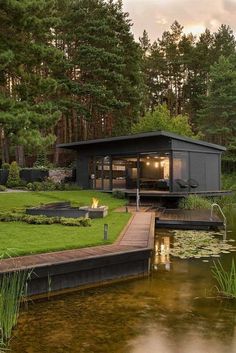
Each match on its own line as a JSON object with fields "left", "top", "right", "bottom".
{"left": 197, "top": 55, "right": 236, "bottom": 157}
{"left": 0, "top": 0, "right": 62, "bottom": 165}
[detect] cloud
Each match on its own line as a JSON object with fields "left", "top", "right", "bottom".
{"left": 123, "top": 0, "right": 236, "bottom": 41}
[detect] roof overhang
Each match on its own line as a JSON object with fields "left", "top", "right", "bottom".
{"left": 57, "top": 131, "right": 226, "bottom": 152}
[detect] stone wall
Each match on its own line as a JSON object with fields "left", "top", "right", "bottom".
{"left": 49, "top": 169, "right": 72, "bottom": 183}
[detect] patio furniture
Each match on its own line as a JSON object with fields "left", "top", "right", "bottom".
{"left": 188, "top": 178, "right": 199, "bottom": 189}
{"left": 175, "top": 179, "right": 189, "bottom": 189}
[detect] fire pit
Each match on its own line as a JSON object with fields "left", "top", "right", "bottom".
{"left": 79, "top": 198, "right": 108, "bottom": 219}
{"left": 26, "top": 199, "right": 108, "bottom": 219}
{"left": 26, "top": 202, "right": 89, "bottom": 218}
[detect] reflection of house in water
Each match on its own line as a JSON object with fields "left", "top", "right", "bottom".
{"left": 154, "top": 235, "right": 171, "bottom": 271}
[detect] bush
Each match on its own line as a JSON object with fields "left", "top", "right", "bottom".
{"left": 1, "top": 163, "right": 10, "bottom": 170}
{"left": 0, "top": 185, "right": 6, "bottom": 192}
{"left": 6, "top": 161, "right": 21, "bottom": 188}
{"left": 0, "top": 211, "right": 91, "bottom": 227}
{"left": 112, "top": 189, "right": 126, "bottom": 199}
{"left": 27, "top": 180, "right": 57, "bottom": 191}
{"left": 179, "top": 195, "right": 212, "bottom": 210}
{"left": 60, "top": 217, "right": 91, "bottom": 227}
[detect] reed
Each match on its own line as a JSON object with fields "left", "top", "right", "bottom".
{"left": 212, "top": 259, "right": 236, "bottom": 299}
{"left": 0, "top": 270, "right": 29, "bottom": 348}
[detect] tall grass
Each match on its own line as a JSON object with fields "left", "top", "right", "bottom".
{"left": 0, "top": 270, "right": 29, "bottom": 348}
{"left": 212, "top": 259, "right": 236, "bottom": 299}
{"left": 179, "top": 195, "right": 212, "bottom": 210}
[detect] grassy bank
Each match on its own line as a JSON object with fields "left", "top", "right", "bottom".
{"left": 0, "top": 191, "right": 130, "bottom": 258}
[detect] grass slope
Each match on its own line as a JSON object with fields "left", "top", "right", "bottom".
{"left": 0, "top": 191, "right": 130, "bottom": 258}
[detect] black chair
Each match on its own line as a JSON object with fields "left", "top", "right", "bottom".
{"left": 188, "top": 178, "right": 199, "bottom": 189}
{"left": 175, "top": 179, "right": 188, "bottom": 189}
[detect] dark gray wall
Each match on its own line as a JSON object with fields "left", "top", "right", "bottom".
{"left": 76, "top": 153, "right": 90, "bottom": 189}
{"left": 74, "top": 136, "right": 222, "bottom": 191}
{"left": 189, "top": 152, "right": 220, "bottom": 191}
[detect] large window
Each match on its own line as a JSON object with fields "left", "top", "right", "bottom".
{"left": 139, "top": 153, "right": 170, "bottom": 190}
{"left": 90, "top": 153, "right": 170, "bottom": 191}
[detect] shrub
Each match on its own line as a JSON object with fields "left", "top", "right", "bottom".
{"left": 60, "top": 217, "right": 91, "bottom": 227}
{"left": 0, "top": 185, "right": 6, "bottom": 192}
{"left": 0, "top": 211, "right": 91, "bottom": 227}
{"left": 6, "top": 162, "right": 21, "bottom": 188}
{"left": 1, "top": 163, "right": 10, "bottom": 170}
{"left": 26, "top": 179, "right": 62, "bottom": 191}
{"left": 112, "top": 189, "right": 126, "bottom": 199}
{"left": 63, "top": 183, "right": 82, "bottom": 191}
{"left": 179, "top": 195, "right": 212, "bottom": 210}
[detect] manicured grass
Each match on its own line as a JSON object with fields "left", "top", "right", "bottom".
{"left": 0, "top": 191, "right": 130, "bottom": 258}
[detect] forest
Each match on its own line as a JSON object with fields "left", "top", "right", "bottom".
{"left": 0, "top": 0, "right": 236, "bottom": 165}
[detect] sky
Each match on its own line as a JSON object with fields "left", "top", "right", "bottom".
{"left": 122, "top": 0, "right": 236, "bottom": 42}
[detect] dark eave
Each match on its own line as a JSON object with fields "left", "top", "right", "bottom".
{"left": 57, "top": 131, "right": 226, "bottom": 152}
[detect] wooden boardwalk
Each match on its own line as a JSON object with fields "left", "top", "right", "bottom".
{"left": 0, "top": 212, "right": 155, "bottom": 284}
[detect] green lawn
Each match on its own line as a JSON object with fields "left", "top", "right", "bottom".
{"left": 0, "top": 191, "right": 130, "bottom": 258}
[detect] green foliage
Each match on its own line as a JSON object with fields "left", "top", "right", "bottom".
{"left": 197, "top": 55, "right": 236, "bottom": 153}
{"left": 6, "top": 161, "right": 21, "bottom": 188}
{"left": 26, "top": 180, "right": 83, "bottom": 192}
{"left": 0, "top": 270, "right": 29, "bottom": 347}
{"left": 0, "top": 211, "right": 91, "bottom": 227}
{"left": 112, "top": 190, "right": 126, "bottom": 199}
{"left": 179, "top": 195, "right": 212, "bottom": 210}
{"left": 212, "top": 259, "right": 236, "bottom": 299}
{"left": 34, "top": 150, "right": 50, "bottom": 169}
{"left": 0, "top": 185, "right": 6, "bottom": 192}
{"left": 1, "top": 163, "right": 10, "bottom": 170}
{"left": 131, "top": 104, "right": 198, "bottom": 138}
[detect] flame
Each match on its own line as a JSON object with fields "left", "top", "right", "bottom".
{"left": 91, "top": 197, "right": 99, "bottom": 208}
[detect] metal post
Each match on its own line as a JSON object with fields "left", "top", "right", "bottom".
{"left": 104, "top": 224, "right": 108, "bottom": 240}
{"left": 136, "top": 188, "right": 140, "bottom": 212}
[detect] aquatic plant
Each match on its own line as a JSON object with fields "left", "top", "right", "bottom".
{"left": 179, "top": 195, "right": 212, "bottom": 210}
{"left": 0, "top": 270, "right": 29, "bottom": 348}
{"left": 212, "top": 259, "right": 236, "bottom": 299}
{"left": 169, "top": 230, "right": 235, "bottom": 259}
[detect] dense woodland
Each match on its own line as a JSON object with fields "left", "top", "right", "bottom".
{"left": 0, "top": 0, "right": 236, "bottom": 166}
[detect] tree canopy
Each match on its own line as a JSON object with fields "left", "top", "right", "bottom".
{"left": 131, "top": 104, "right": 198, "bottom": 138}
{"left": 0, "top": 1, "right": 236, "bottom": 165}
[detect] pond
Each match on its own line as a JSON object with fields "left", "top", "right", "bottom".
{"left": 11, "top": 210, "right": 236, "bottom": 353}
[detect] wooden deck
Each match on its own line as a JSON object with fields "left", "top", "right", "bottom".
{"left": 0, "top": 212, "right": 155, "bottom": 295}
{"left": 156, "top": 209, "right": 224, "bottom": 229}
{"left": 124, "top": 189, "right": 231, "bottom": 198}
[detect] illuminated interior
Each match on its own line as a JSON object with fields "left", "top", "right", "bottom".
{"left": 91, "top": 153, "right": 170, "bottom": 191}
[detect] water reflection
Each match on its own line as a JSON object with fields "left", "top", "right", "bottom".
{"left": 154, "top": 233, "right": 171, "bottom": 270}
{"left": 11, "top": 223, "right": 236, "bottom": 353}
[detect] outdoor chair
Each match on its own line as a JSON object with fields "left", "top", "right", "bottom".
{"left": 175, "top": 179, "right": 189, "bottom": 189}
{"left": 188, "top": 178, "right": 199, "bottom": 189}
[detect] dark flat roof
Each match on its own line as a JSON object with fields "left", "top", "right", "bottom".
{"left": 57, "top": 131, "right": 226, "bottom": 151}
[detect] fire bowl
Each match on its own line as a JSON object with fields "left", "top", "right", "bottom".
{"left": 79, "top": 206, "right": 108, "bottom": 219}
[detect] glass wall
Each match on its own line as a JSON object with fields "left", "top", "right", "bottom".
{"left": 90, "top": 153, "right": 170, "bottom": 191}
{"left": 139, "top": 153, "right": 170, "bottom": 190}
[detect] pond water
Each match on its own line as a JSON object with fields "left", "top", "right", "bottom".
{"left": 11, "top": 210, "right": 236, "bottom": 353}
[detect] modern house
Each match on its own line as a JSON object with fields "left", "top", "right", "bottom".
{"left": 58, "top": 131, "right": 226, "bottom": 196}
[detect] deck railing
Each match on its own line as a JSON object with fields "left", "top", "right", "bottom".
{"left": 210, "top": 203, "right": 227, "bottom": 241}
